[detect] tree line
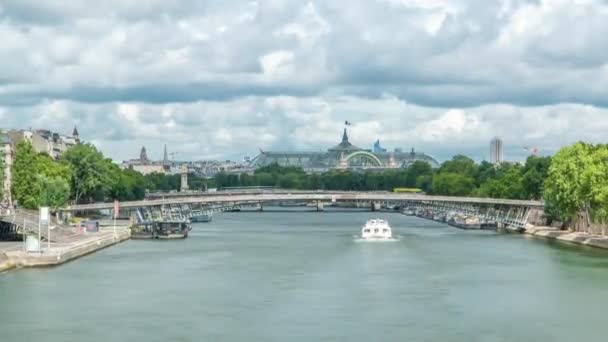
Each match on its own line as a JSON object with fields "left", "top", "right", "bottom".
{"left": 214, "top": 155, "right": 551, "bottom": 201}
{"left": 9, "top": 139, "right": 607, "bottom": 227}
{"left": 10, "top": 142, "right": 212, "bottom": 210}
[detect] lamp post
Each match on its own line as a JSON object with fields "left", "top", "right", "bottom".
{"left": 39, "top": 207, "right": 49, "bottom": 254}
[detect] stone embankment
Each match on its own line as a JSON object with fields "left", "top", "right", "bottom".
{"left": 2, "top": 228, "right": 131, "bottom": 271}
{"left": 525, "top": 226, "right": 608, "bottom": 250}
{"left": 0, "top": 253, "right": 15, "bottom": 273}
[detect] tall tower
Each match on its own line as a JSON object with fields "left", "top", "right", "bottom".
{"left": 163, "top": 144, "right": 169, "bottom": 166}
{"left": 73, "top": 126, "right": 80, "bottom": 144}
{"left": 342, "top": 128, "right": 349, "bottom": 145}
{"left": 180, "top": 164, "right": 189, "bottom": 192}
{"left": 140, "top": 146, "right": 149, "bottom": 164}
{"left": 490, "top": 137, "right": 504, "bottom": 164}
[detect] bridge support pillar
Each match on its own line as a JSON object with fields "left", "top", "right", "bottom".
{"left": 259, "top": 202, "right": 264, "bottom": 212}
{"left": 317, "top": 201, "right": 324, "bottom": 212}
{"left": 371, "top": 202, "right": 381, "bottom": 212}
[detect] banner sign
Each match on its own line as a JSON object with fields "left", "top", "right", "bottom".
{"left": 40, "top": 207, "right": 49, "bottom": 225}
{"left": 114, "top": 200, "right": 120, "bottom": 219}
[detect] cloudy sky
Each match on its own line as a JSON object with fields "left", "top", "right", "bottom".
{"left": 0, "top": 0, "right": 607, "bottom": 163}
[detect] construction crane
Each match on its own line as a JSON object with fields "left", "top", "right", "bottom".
{"left": 523, "top": 146, "right": 539, "bottom": 156}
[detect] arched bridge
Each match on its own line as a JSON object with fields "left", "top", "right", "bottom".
{"left": 58, "top": 191, "right": 545, "bottom": 229}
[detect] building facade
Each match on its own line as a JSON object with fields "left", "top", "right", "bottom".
{"left": 1, "top": 131, "right": 12, "bottom": 208}
{"left": 122, "top": 146, "right": 169, "bottom": 175}
{"left": 250, "top": 129, "right": 440, "bottom": 173}
{"left": 7, "top": 126, "right": 79, "bottom": 160}
{"left": 490, "top": 137, "right": 504, "bottom": 164}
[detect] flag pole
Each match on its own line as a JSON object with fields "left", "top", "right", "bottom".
{"left": 113, "top": 200, "right": 119, "bottom": 236}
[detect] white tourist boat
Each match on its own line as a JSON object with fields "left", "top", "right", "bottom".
{"left": 361, "top": 218, "right": 393, "bottom": 240}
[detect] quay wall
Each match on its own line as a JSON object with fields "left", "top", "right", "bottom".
{"left": 411, "top": 211, "right": 608, "bottom": 250}
{"left": 0, "top": 253, "right": 15, "bottom": 272}
{"left": 6, "top": 230, "right": 131, "bottom": 269}
{"left": 524, "top": 226, "right": 608, "bottom": 250}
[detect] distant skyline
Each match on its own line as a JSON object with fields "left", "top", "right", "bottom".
{"left": 1, "top": 0, "right": 607, "bottom": 163}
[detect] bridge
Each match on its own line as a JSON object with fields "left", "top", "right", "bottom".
{"left": 58, "top": 191, "right": 545, "bottom": 230}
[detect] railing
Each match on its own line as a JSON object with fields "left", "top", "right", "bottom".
{"left": 0, "top": 210, "right": 82, "bottom": 243}
{"left": 62, "top": 192, "right": 545, "bottom": 212}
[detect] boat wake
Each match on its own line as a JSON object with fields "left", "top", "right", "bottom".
{"left": 353, "top": 235, "right": 400, "bottom": 242}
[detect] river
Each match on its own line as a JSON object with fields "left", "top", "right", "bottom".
{"left": 1, "top": 210, "right": 608, "bottom": 341}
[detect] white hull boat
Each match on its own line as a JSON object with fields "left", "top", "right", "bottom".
{"left": 361, "top": 218, "right": 393, "bottom": 240}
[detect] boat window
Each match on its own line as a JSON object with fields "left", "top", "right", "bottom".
{"left": 374, "top": 229, "right": 379, "bottom": 233}
{"left": 364, "top": 229, "right": 370, "bottom": 233}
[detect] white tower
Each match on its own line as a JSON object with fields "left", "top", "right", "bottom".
{"left": 180, "top": 164, "right": 189, "bottom": 192}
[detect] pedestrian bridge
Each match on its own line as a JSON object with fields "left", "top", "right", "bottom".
{"left": 62, "top": 191, "right": 544, "bottom": 212}
{"left": 58, "top": 191, "right": 545, "bottom": 229}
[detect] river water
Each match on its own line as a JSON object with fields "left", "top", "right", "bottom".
{"left": 2, "top": 210, "right": 608, "bottom": 342}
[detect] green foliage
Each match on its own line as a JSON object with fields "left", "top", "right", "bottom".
{"left": 474, "top": 163, "right": 526, "bottom": 199}
{"left": 11, "top": 142, "right": 42, "bottom": 209}
{"left": 109, "top": 166, "right": 147, "bottom": 201}
{"left": 405, "top": 161, "right": 433, "bottom": 188}
{"left": 39, "top": 174, "right": 71, "bottom": 210}
{"left": 431, "top": 173, "right": 475, "bottom": 196}
{"left": 439, "top": 155, "right": 477, "bottom": 178}
{"left": 62, "top": 143, "right": 113, "bottom": 204}
{"left": 11, "top": 142, "right": 73, "bottom": 209}
{"left": 254, "top": 163, "right": 305, "bottom": 176}
{"left": 415, "top": 174, "right": 433, "bottom": 193}
{"left": 522, "top": 156, "right": 552, "bottom": 200}
{"left": 544, "top": 143, "right": 608, "bottom": 223}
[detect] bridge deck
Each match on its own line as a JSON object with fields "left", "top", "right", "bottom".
{"left": 62, "top": 191, "right": 544, "bottom": 212}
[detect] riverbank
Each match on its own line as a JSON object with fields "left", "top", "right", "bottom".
{"left": 408, "top": 212, "right": 608, "bottom": 250}
{"left": 525, "top": 226, "right": 608, "bottom": 250}
{"left": 0, "top": 253, "right": 15, "bottom": 273}
{"left": 2, "top": 228, "right": 130, "bottom": 271}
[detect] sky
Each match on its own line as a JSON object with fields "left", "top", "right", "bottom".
{"left": 1, "top": 0, "right": 607, "bottom": 163}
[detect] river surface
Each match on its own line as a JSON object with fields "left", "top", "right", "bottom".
{"left": 2, "top": 210, "right": 608, "bottom": 342}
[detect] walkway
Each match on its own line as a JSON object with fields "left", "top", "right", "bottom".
{"left": 62, "top": 191, "right": 545, "bottom": 212}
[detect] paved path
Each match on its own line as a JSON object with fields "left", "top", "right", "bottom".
{"left": 3, "top": 227, "right": 131, "bottom": 268}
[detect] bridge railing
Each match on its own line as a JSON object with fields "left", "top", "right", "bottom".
{"left": 62, "top": 193, "right": 544, "bottom": 213}
{"left": 0, "top": 210, "right": 82, "bottom": 243}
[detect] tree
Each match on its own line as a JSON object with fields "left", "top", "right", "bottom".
{"left": 431, "top": 173, "right": 475, "bottom": 196}
{"left": 11, "top": 142, "right": 41, "bottom": 209}
{"left": 39, "top": 174, "right": 70, "bottom": 210}
{"left": 475, "top": 161, "right": 497, "bottom": 187}
{"left": 522, "top": 156, "right": 551, "bottom": 200}
{"left": 405, "top": 161, "right": 433, "bottom": 188}
{"left": 439, "top": 155, "right": 478, "bottom": 178}
{"left": 62, "top": 143, "right": 113, "bottom": 204}
{"left": 415, "top": 174, "right": 433, "bottom": 193}
{"left": 277, "top": 173, "right": 300, "bottom": 189}
{"left": 543, "top": 142, "right": 599, "bottom": 223}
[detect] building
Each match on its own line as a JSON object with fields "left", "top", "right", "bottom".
{"left": 122, "top": 146, "right": 169, "bottom": 175}
{"left": 490, "top": 137, "right": 504, "bottom": 164}
{"left": 7, "top": 126, "right": 79, "bottom": 160}
{"left": 0, "top": 126, "right": 80, "bottom": 209}
{"left": 372, "top": 140, "right": 387, "bottom": 153}
{"left": 1, "top": 131, "right": 12, "bottom": 208}
{"left": 250, "top": 129, "right": 440, "bottom": 173}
